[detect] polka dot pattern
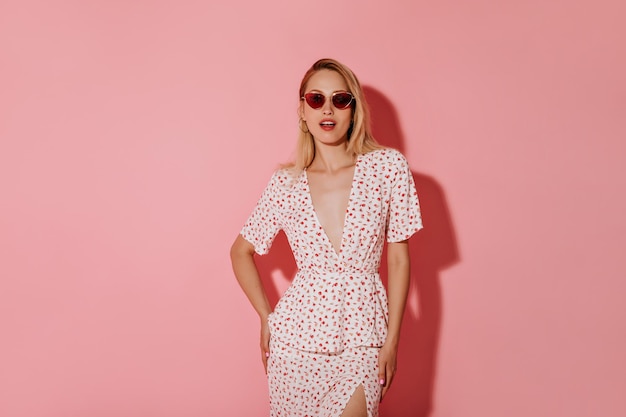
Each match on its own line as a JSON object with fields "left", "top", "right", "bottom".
{"left": 268, "top": 338, "right": 381, "bottom": 417}
{"left": 240, "top": 148, "right": 423, "bottom": 415}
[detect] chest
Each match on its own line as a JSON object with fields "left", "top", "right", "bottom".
{"left": 306, "top": 167, "right": 355, "bottom": 241}
{"left": 278, "top": 168, "right": 392, "bottom": 251}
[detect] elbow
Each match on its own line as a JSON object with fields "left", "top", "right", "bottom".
{"left": 388, "top": 256, "right": 410, "bottom": 273}
{"left": 387, "top": 240, "right": 410, "bottom": 271}
{"left": 230, "top": 235, "right": 255, "bottom": 264}
{"left": 229, "top": 238, "right": 240, "bottom": 262}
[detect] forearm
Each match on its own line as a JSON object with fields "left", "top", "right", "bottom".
{"left": 385, "top": 240, "right": 411, "bottom": 347}
{"left": 230, "top": 235, "right": 272, "bottom": 321}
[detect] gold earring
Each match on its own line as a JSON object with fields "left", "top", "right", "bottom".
{"left": 299, "top": 118, "right": 309, "bottom": 133}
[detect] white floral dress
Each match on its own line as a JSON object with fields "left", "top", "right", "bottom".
{"left": 241, "top": 148, "right": 423, "bottom": 416}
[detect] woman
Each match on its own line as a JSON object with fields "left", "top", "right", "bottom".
{"left": 230, "top": 58, "right": 422, "bottom": 417}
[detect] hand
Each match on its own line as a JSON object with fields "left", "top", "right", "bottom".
{"left": 260, "top": 318, "right": 270, "bottom": 373}
{"left": 378, "top": 342, "right": 398, "bottom": 401}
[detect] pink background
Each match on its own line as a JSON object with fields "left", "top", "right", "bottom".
{"left": 1, "top": 1, "right": 625, "bottom": 416}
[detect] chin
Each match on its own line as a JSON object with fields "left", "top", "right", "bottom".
{"left": 312, "top": 131, "right": 349, "bottom": 145}
{"left": 315, "top": 136, "right": 349, "bottom": 147}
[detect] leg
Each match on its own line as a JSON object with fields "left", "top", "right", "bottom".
{"left": 339, "top": 384, "right": 367, "bottom": 417}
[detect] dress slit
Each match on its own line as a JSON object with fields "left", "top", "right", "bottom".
{"left": 338, "top": 383, "right": 372, "bottom": 417}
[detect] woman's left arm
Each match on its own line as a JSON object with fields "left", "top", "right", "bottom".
{"left": 378, "top": 239, "right": 411, "bottom": 400}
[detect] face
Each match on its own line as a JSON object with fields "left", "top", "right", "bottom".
{"left": 300, "top": 69, "right": 353, "bottom": 146}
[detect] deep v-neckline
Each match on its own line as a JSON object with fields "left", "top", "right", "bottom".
{"left": 303, "top": 155, "right": 361, "bottom": 258}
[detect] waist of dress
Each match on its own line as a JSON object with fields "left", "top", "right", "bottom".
{"left": 296, "top": 266, "right": 379, "bottom": 277}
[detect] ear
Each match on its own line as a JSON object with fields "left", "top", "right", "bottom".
{"left": 298, "top": 101, "right": 305, "bottom": 121}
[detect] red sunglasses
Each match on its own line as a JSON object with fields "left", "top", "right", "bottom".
{"left": 302, "top": 92, "right": 355, "bottom": 110}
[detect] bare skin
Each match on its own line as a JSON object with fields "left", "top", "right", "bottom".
{"left": 341, "top": 385, "right": 367, "bottom": 417}
{"left": 305, "top": 157, "right": 355, "bottom": 256}
{"left": 230, "top": 235, "right": 272, "bottom": 370}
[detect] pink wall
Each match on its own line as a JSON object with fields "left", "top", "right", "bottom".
{"left": 1, "top": 1, "right": 624, "bottom": 416}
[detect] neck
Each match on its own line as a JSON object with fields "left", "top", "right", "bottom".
{"left": 310, "top": 142, "right": 355, "bottom": 173}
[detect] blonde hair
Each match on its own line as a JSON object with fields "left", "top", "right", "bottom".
{"left": 287, "top": 58, "right": 382, "bottom": 172}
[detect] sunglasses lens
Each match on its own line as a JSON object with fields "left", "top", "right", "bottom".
{"left": 332, "top": 92, "right": 353, "bottom": 109}
{"left": 304, "top": 93, "right": 325, "bottom": 109}
{"left": 304, "top": 92, "right": 354, "bottom": 109}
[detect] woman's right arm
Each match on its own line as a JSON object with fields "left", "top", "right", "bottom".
{"left": 230, "top": 234, "right": 272, "bottom": 371}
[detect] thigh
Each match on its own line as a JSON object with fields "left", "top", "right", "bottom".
{"left": 339, "top": 384, "right": 367, "bottom": 417}
{"left": 323, "top": 347, "right": 381, "bottom": 417}
{"left": 268, "top": 338, "right": 330, "bottom": 416}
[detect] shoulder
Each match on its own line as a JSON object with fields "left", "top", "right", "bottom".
{"left": 360, "top": 148, "right": 409, "bottom": 170}
{"left": 267, "top": 167, "right": 303, "bottom": 191}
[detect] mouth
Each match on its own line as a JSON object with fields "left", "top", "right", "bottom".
{"left": 320, "top": 120, "right": 336, "bottom": 130}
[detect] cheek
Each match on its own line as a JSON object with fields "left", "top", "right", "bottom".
{"left": 339, "top": 111, "right": 353, "bottom": 126}
{"left": 334, "top": 116, "right": 352, "bottom": 136}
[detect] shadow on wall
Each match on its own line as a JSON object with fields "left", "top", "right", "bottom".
{"left": 254, "top": 86, "right": 459, "bottom": 417}
{"left": 366, "top": 85, "right": 459, "bottom": 417}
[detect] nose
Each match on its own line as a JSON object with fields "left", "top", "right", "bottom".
{"left": 321, "top": 96, "right": 334, "bottom": 115}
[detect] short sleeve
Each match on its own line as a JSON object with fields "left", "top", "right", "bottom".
{"left": 386, "top": 153, "right": 423, "bottom": 242}
{"left": 240, "top": 172, "right": 282, "bottom": 255}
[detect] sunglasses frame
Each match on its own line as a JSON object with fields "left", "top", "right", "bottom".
{"left": 302, "top": 91, "right": 355, "bottom": 110}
